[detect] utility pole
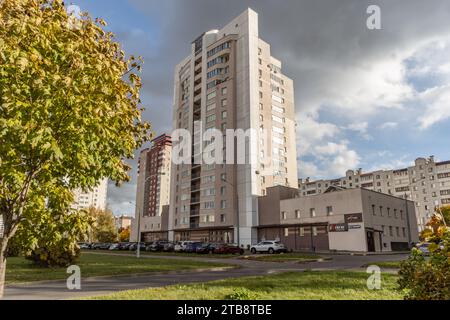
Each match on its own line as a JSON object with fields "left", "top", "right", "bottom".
{"left": 404, "top": 193, "right": 412, "bottom": 248}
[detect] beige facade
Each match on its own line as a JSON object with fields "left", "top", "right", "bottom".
{"left": 131, "top": 135, "right": 172, "bottom": 242}
{"left": 169, "top": 9, "right": 298, "bottom": 246}
{"left": 258, "top": 186, "right": 419, "bottom": 252}
{"left": 114, "top": 215, "right": 133, "bottom": 231}
{"left": 299, "top": 156, "right": 450, "bottom": 231}
{"left": 71, "top": 178, "right": 108, "bottom": 211}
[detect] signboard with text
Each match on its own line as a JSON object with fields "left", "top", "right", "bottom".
{"left": 329, "top": 223, "right": 348, "bottom": 232}
{"left": 344, "top": 213, "right": 363, "bottom": 224}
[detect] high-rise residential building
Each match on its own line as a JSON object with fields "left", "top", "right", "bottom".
{"left": 132, "top": 134, "right": 172, "bottom": 242}
{"left": 169, "top": 9, "right": 298, "bottom": 246}
{"left": 298, "top": 156, "right": 450, "bottom": 231}
{"left": 72, "top": 178, "right": 108, "bottom": 211}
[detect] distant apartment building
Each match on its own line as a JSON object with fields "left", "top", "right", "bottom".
{"left": 298, "top": 156, "right": 450, "bottom": 231}
{"left": 72, "top": 178, "right": 108, "bottom": 211}
{"left": 132, "top": 134, "right": 172, "bottom": 242}
{"left": 258, "top": 185, "right": 419, "bottom": 252}
{"left": 169, "top": 9, "right": 298, "bottom": 246}
{"left": 114, "top": 215, "right": 133, "bottom": 231}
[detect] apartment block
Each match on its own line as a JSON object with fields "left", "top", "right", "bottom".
{"left": 71, "top": 178, "right": 108, "bottom": 211}
{"left": 298, "top": 156, "right": 450, "bottom": 231}
{"left": 132, "top": 134, "right": 172, "bottom": 242}
{"left": 114, "top": 215, "right": 133, "bottom": 231}
{"left": 258, "top": 186, "right": 419, "bottom": 252}
{"left": 169, "top": 9, "right": 298, "bottom": 246}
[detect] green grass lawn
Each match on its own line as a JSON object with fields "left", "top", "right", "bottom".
{"left": 362, "top": 260, "right": 404, "bottom": 269}
{"left": 89, "top": 271, "right": 402, "bottom": 300}
{"left": 240, "top": 253, "right": 325, "bottom": 263}
{"left": 5, "top": 254, "right": 232, "bottom": 284}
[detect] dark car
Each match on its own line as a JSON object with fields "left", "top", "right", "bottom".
{"left": 215, "top": 244, "right": 244, "bottom": 255}
{"left": 128, "top": 242, "right": 146, "bottom": 251}
{"left": 196, "top": 243, "right": 221, "bottom": 254}
{"left": 163, "top": 242, "right": 175, "bottom": 252}
{"left": 91, "top": 242, "right": 109, "bottom": 250}
{"left": 118, "top": 242, "right": 131, "bottom": 250}
{"left": 184, "top": 242, "right": 204, "bottom": 253}
{"left": 147, "top": 241, "right": 169, "bottom": 252}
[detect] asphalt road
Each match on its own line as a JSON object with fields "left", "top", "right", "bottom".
{"left": 2, "top": 252, "right": 408, "bottom": 300}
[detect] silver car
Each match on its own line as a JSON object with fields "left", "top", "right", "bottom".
{"left": 250, "top": 240, "right": 287, "bottom": 254}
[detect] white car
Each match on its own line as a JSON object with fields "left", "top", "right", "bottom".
{"left": 250, "top": 241, "right": 287, "bottom": 254}
{"left": 174, "top": 241, "right": 194, "bottom": 252}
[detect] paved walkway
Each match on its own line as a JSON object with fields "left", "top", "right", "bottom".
{"left": 3, "top": 252, "right": 407, "bottom": 300}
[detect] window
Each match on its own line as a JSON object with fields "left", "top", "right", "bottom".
{"left": 272, "top": 94, "right": 283, "bottom": 104}
{"left": 326, "top": 206, "right": 333, "bottom": 216}
{"left": 295, "top": 210, "right": 301, "bottom": 219}
{"left": 207, "top": 41, "right": 231, "bottom": 57}
{"left": 206, "top": 102, "right": 216, "bottom": 112}
{"left": 207, "top": 91, "right": 217, "bottom": 100}
{"left": 389, "top": 226, "right": 393, "bottom": 236}
{"left": 222, "top": 87, "right": 227, "bottom": 95}
{"left": 206, "top": 114, "right": 216, "bottom": 123}
{"left": 222, "top": 111, "right": 227, "bottom": 119}
{"left": 220, "top": 200, "right": 227, "bottom": 209}
{"left": 299, "top": 227, "right": 305, "bottom": 237}
{"left": 220, "top": 214, "right": 225, "bottom": 222}
{"left": 381, "top": 225, "right": 385, "bottom": 236}
{"left": 379, "top": 206, "right": 383, "bottom": 216}
{"left": 310, "top": 208, "right": 316, "bottom": 217}
{"left": 312, "top": 227, "right": 318, "bottom": 236}
{"left": 394, "top": 209, "right": 398, "bottom": 219}
{"left": 396, "top": 227, "right": 400, "bottom": 237}
{"left": 402, "top": 227, "right": 406, "bottom": 237}
{"left": 204, "top": 201, "right": 215, "bottom": 209}
{"left": 221, "top": 99, "right": 227, "bottom": 107}
{"left": 220, "top": 186, "right": 226, "bottom": 195}
{"left": 281, "top": 211, "right": 287, "bottom": 220}
{"left": 272, "top": 105, "right": 284, "bottom": 114}
{"left": 284, "top": 228, "right": 289, "bottom": 237}
{"left": 372, "top": 205, "right": 376, "bottom": 216}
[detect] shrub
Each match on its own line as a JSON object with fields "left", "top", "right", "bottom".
{"left": 224, "top": 288, "right": 258, "bottom": 300}
{"left": 398, "top": 214, "right": 450, "bottom": 300}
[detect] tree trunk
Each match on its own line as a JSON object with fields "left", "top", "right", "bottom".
{"left": 0, "top": 249, "right": 6, "bottom": 299}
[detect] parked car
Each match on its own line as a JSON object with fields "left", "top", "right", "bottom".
{"left": 118, "top": 242, "right": 131, "bottom": 250}
{"left": 416, "top": 242, "right": 445, "bottom": 255}
{"left": 250, "top": 241, "right": 287, "bottom": 254}
{"left": 196, "top": 243, "right": 219, "bottom": 254}
{"left": 184, "top": 242, "right": 204, "bottom": 253}
{"left": 109, "top": 243, "right": 120, "bottom": 250}
{"left": 163, "top": 242, "right": 175, "bottom": 252}
{"left": 91, "top": 243, "right": 110, "bottom": 250}
{"left": 214, "top": 244, "right": 244, "bottom": 255}
{"left": 147, "top": 241, "right": 169, "bottom": 252}
{"left": 79, "top": 243, "right": 91, "bottom": 250}
{"left": 174, "top": 241, "right": 194, "bottom": 252}
{"left": 128, "top": 242, "right": 146, "bottom": 251}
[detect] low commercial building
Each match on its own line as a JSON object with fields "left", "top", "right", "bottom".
{"left": 298, "top": 156, "right": 450, "bottom": 231}
{"left": 257, "top": 186, "right": 419, "bottom": 252}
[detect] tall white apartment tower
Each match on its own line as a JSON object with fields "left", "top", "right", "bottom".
{"left": 72, "top": 178, "right": 108, "bottom": 211}
{"left": 169, "top": 9, "right": 298, "bottom": 246}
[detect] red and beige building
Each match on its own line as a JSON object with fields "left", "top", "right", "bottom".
{"left": 131, "top": 134, "right": 172, "bottom": 242}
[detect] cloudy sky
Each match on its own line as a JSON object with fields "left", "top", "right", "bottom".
{"left": 73, "top": 0, "right": 450, "bottom": 216}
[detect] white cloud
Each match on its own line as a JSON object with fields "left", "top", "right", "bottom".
{"left": 344, "top": 121, "right": 372, "bottom": 140}
{"left": 418, "top": 85, "right": 450, "bottom": 129}
{"left": 378, "top": 122, "right": 398, "bottom": 130}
